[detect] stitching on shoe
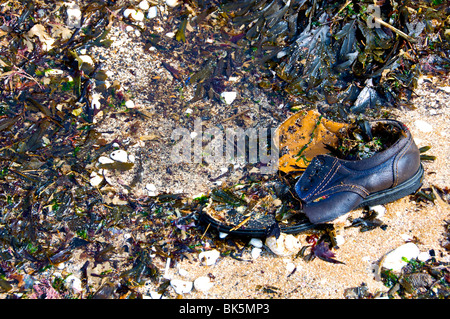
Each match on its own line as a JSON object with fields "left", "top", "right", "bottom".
{"left": 304, "top": 158, "right": 339, "bottom": 201}
{"left": 393, "top": 137, "right": 413, "bottom": 187}
{"left": 311, "top": 184, "right": 369, "bottom": 201}
{"left": 314, "top": 184, "right": 370, "bottom": 198}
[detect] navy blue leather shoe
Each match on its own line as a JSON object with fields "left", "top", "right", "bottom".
{"left": 294, "top": 119, "right": 424, "bottom": 224}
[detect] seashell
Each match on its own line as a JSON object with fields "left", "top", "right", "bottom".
{"left": 194, "top": 276, "right": 214, "bottom": 292}
{"left": 199, "top": 249, "right": 220, "bottom": 266}
{"left": 381, "top": 242, "right": 420, "bottom": 272}
{"left": 265, "top": 233, "right": 301, "bottom": 257}
{"left": 170, "top": 279, "right": 193, "bottom": 294}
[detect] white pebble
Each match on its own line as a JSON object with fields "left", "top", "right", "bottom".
{"left": 170, "top": 279, "right": 193, "bottom": 294}
{"left": 199, "top": 249, "right": 220, "bottom": 266}
{"left": 98, "top": 156, "right": 114, "bottom": 164}
{"left": 249, "top": 238, "right": 263, "bottom": 248}
{"left": 335, "top": 235, "right": 345, "bottom": 247}
{"left": 166, "top": 0, "right": 179, "bottom": 7}
{"left": 146, "top": 183, "right": 157, "bottom": 196}
{"left": 79, "top": 55, "right": 94, "bottom": 65}
{"left": 125, "top": 100, "right": 135, "bottom": 109}
{"left": 251, "top": 247, "right": 262, "bottom": 259}
{"left": 194, "top": 276, "right": 214, "bottom": 292}
{"left": 138, "top": 0, "right": 150, "bottom": 10}
{"left": 381, "top": 242, "right": 420, "bottom": 272}
{"left": 220, "top": 91, "right": 237, "bottom": 105}
{"left": 89, "top": 171, "right": 103, "bottom": 187}
{"left": 110, "top": 150, "right": 128, "bottom": 163}
{"left": 123, "top": 8, "right": 136, "bottom": 18}
{"left": 219, "top": 232, "right": 228, "bottom": 239}
{"left": 178, "top": 268, "right": 189, "bottom": 277}
{"left": 65, "top": 2, "right": 82, "bottom": 28}
{"left": 147, "top": 6, "right": 158, "bottom": 19}
{"left": 414, "top": 120, "right": 432, "bottom": 133}
{"left": 65, "top": 275, "right": 82, "bottom": 293}
{"left": 128, "top": 154, "right": 135, "bottom": 163}
{"left": 369, "top": 205, "right": 386, "bottom": 217}
{"left": 286, "top": 262, "right": 296, "bottom": 273}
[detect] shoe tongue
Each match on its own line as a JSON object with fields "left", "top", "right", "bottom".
{"left": 294, "top": 155, "right": 337, "bottom": 201}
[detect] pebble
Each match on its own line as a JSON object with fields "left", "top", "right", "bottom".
{"left": 125, "top": 100, "right": 135, "bottom": 109}
{"left": 219, "top": 232, "right": 228, "bottom": 239}
{"left": 65, "top": 2, "right": 82, "bottom": 28}
{"left": 138, "top": 0, "right": 150, "bottom": 10}
{"left": 89, "top": 171, "right": 103, "bottom": 187}
{"left": 369, "top": 205, "right": 386, "bottom": 217}
{"left": 251, "top": 247, "right": 262, "bottom": 259}
{"left": 124, "top": 9, "right": 145, "bottom": 21}
{"left": 65, "top": 275, "right": 82, "bottom": 293}
{"left": 220, "top": 91, "right": 237, "bottom": 105}
{"left": 166, "top": 0, "right": 179, "bottom": 7}
{"left": 194, "top": 276, "right": 214, "bottom": 292}
{"left": 265, "top": 233, "right": 301, "bottom": 257}
{"left": 381, "top": 242, "right": 420, "bottom": 272}
{"left": 145, "top": 183, "right": 157, "bottom": 196}
{"left": 147, "top": 6, "right": 158, "bottom": 19}
{"left": 110, "top": 150, "right": 128, "bottom": 163}
{"left": 79, "top": 55, "right": 94, "bottom": 65}
{"left": 98, "top": 156, "right": 114, "bottom": 164}
{"left": 199, "top": 249, "right": 220, "bottom": 266}
{"left": 414, "top": 120, "right": 433, "bottom": 133}
{"left": 170, "top": 279, "right": 193, "bottom": 294}
{"left": 249, "top": 238, "right": 263, "bottom": 248}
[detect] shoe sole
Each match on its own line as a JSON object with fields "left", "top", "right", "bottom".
{"left": 356, "top": 164, "right": 424, "bottom": 209}
{"left": 199, "top": 164, "right": 424, "bottom": 238}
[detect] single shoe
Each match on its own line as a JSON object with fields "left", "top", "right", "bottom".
{"left": 294, "top": 119, "right": 424, "bottom": 224}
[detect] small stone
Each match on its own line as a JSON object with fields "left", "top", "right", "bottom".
{"left": 98, "top": 156, "right": 114, "bottom": 164}
{"left": 286, "top": 262, "right": 296, "bottom": 273}
{"left": 79, "top": 55, "right": 94, "bottom": 65}
{"left": 130, "top": 10, "right": 145, "bottom": 21}
{"left": 147, "top": 6, "right": 158, "bottom": 19}
{"left": 138, "top": 0, "right": 150, "bottom": 10}
{"left": 369, "top": 205, "right": 386, "bottom": 217}
{"left": 166, "top": 0, "right": 179, "bottom": 7}
{"left": 249, "top": 238, "right": 263, "bottom": 248}
{"left": 220, "top": 91, "right": 237, "bottom": 105}
{"left": 251, "top": 247, "right": 262, "bottom": 259}
{"left": 145, "top": 183, "right": 157, "bottom": 196}
{"left": 414, "top": 120, "right": 432, "bottom": 133}
{"left": 89, "top": 171, "right": 103, "bottom": 187}
{"left": 381, "top": 242, "right": 420, "bottom": 272}
{"left": 199, "top": 249, "right": 220, "bottom": 266}
{"left": 170, "top": 279, "right": 193, "bottom": 294}
{"left": 110, "top": 150, "right": 128, "bottom": 163}
{"left": 194, "top": 276, "right": 214, "bottom": 292}
{"left": 65, "top": 275, "right": 82, "bottom": 293}
{"left": 125, "top": 100, "right": 135, "bottom": 109}
{"left": 219, "top": 232, "right": 228, "bottom": 239}
{"left": 65, "top": 2, "right": 82, "bottom": 28}
{"left": 123, "top": 8, "right": 136, "bottom": 18}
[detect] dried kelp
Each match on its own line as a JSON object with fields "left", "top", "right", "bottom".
{"left": 216, "top": 0, "right": 450, "bottom": 117}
